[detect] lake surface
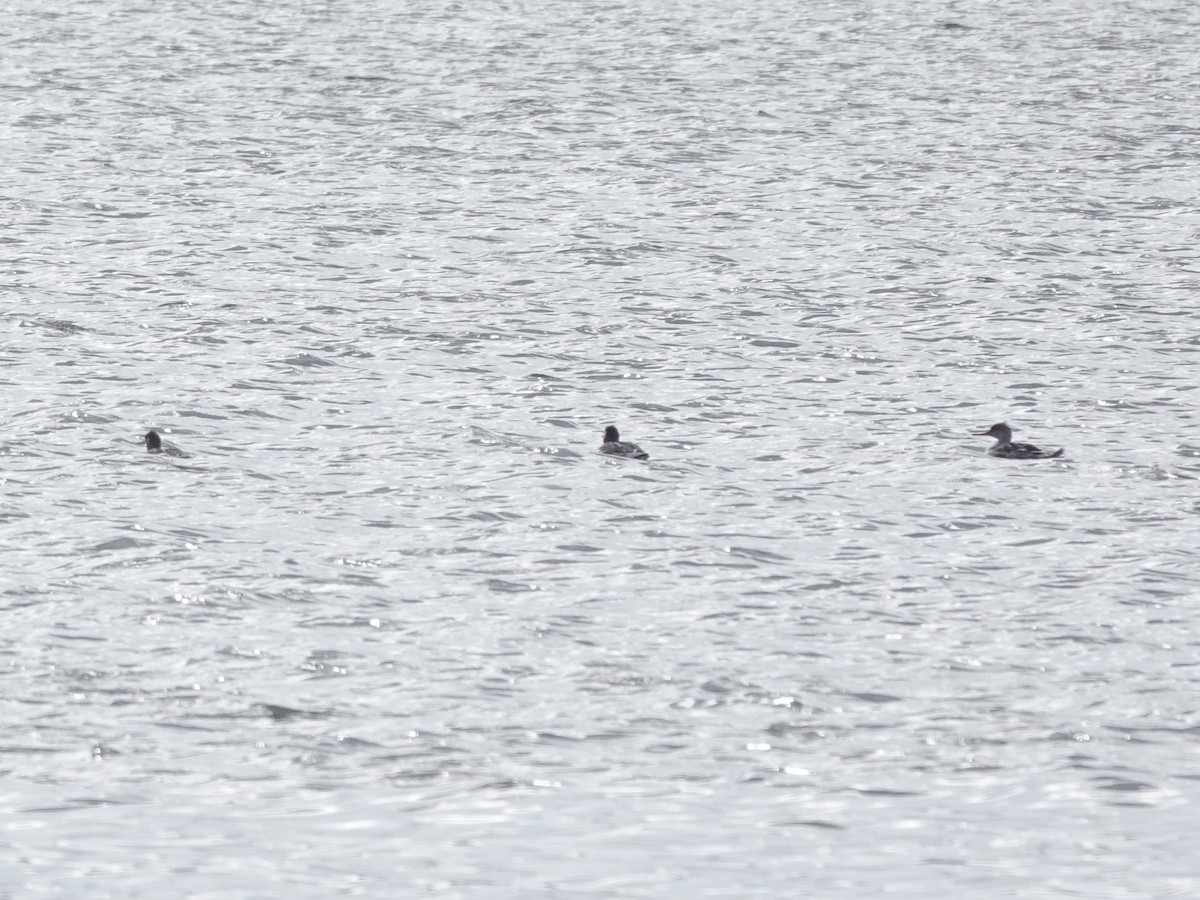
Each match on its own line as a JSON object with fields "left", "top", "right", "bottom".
{"left": 2, "top": 0, "right": 1199, "bottom": 896}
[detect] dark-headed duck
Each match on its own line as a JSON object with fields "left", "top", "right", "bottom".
{"left": 976, "top": 422, "right": 1063, "bottom": 459}
{"left": 600, "top": 425, "right": 649, "bottom": 460}
{"left": 145, "top": 430, "right": 188, "bottom": 458}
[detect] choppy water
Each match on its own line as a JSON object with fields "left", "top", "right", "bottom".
{"left": 3, "top": 0, "right": 1200, "bottom": 896}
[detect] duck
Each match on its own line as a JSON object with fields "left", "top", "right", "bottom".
{"left": 145, "top": 430, "right": 188, "bottom": 458}
{"left": 600, "top": 425, "right": 649, "bottom": 460}
{"left": 976, "top": 422, "right": 1063, "bottom": 459}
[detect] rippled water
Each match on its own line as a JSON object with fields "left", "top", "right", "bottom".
{"left": 3, "top": 0, "right": 1200, "bottom": 895}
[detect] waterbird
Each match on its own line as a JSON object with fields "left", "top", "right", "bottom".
{"left": 145, "top": 430, "right": 188, "bottom": 458}
{"left": 976, "top": 422, "right": 1063, "bottom": 459}
{"left": 600, "top": 425, "right": 649, "bottom": 460}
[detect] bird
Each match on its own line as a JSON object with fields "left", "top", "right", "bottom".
{"left": 144, "top": 430, "right": 188, "bottom": 458}
{"left": 600, "top": 425, "right": 649, "bottom": 460}
{"left": 976, "top": 422, "right": 1063, "bottom": 459}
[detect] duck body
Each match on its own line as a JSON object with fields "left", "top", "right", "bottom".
{"left": 977, "top": 422, "right": 1063, "bottom": 459}
{"left": 988, "top": 441, "right": 1064, "bottom": 460}
{"left": 600, "top": 425, "right": 649, "bottom": 460}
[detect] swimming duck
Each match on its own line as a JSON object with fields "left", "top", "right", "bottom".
{"left": 976, "top": 422, "right": 1063, "bottom": 459}
{"left": 600, "top": 425, "right": 649, "bottom": 460}
{"left": 145, "top": 430, "right": 188, "bottom": 458}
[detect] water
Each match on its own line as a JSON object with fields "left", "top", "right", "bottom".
{"left": 3, "top": 0, "right": 1199, "bottom": 895}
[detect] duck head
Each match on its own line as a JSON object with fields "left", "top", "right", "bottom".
{"left": 976, "top": 422, "right": 1013, "bottom": 443}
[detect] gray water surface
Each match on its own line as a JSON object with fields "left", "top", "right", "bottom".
{"left": 3, "top": 0, "right": 1199, "bottom": 896}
